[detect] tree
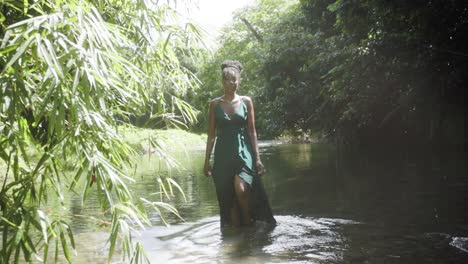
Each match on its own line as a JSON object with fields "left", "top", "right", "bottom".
{"left": 296, "top": 0, "right": 468, "bottom": 148}
{"left": 0, "top": 0, "right": 202, "bottom": 262}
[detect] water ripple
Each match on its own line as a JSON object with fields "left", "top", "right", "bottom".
{"left": 264, "top": 216, "right": 359, "bottom": 263}
{"left": 135, "top": 215, "right": 359, "bottom": 264}
{"left": 450, "top": 237, "right": 468, "bottom": 253}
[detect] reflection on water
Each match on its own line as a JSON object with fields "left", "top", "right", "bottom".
{"left": 63, "top": 143, "right": 468, "bottom": 263}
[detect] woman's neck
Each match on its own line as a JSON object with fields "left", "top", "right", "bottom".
{"left": 223, "top": 93, "right": 238, "bottom": 102}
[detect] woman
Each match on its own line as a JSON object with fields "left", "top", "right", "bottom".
{"left": 204, "top": 60, "right": 276, "bottom": 228}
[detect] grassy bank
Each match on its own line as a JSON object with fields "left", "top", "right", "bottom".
{"left": 119, "top": 127, "right": 207, "bottom": 154}
{"left": 0, "top": 127, "right": 207, "bottom": 179}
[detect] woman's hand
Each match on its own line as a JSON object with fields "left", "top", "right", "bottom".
{"left": 204, "top": 163, "right": 213, "bottom": 177}
{"left": 256, "top": 160, "right": 265, "bottom": 176}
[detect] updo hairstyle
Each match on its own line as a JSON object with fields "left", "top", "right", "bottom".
{"left": 221, "top": 60, "right": 243, "bottom": 80}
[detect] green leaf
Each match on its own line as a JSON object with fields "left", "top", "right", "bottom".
{"left": 0, "top": 44, "right": 19, "bottom": 55}
{"left": 60, "top": 231, "right": 71, "bottom": 263}
{"left": 167, "top": 177, "right": 187, "bottom": 202}
{"left": 1, "top": 34, "right": 35, "bottom": 75}
{"left": 23, "top": 0, "right": 29, "bottom": 14}
{"left": 37, "top": 210, "right": 48, "bottom": 243}
{"left": 108, "top": 213, "right": 119, "bottom": 262}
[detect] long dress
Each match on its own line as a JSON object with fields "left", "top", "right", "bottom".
{"left": 212, "top": 98, "right": 276, "bottom": 227}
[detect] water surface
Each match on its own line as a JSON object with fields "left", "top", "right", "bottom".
{"left": 69, "top": 143, "right": 468, "bottom": 263}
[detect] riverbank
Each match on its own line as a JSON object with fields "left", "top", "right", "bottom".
{"left": 120, "top": 127, "right": 207, "bottom": 154}
{"left": 0, "top": 128, "right": 207, "bottom": 177}
{"left": 275, "top": 130, "right": 322, "bottom": 144}
{"left": 1, "top": 127, "right": 307, "bottom": 178}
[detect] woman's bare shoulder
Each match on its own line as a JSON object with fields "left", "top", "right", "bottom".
{"left": 241, "top": 96, "right": 253, "bottom": 106}
{"left": 211, "top": 97, "right": 223, "bottom": 103}
{"left": 209, "top": 97, "right": 222, "bottom": 108}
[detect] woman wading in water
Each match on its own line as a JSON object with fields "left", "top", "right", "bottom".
{"left": 204, "top": 60, "right": 276, "bottom": 228}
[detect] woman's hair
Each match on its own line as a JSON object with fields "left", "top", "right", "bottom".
{"left": 221, "top": 60, "right": 243, "bottom": 79}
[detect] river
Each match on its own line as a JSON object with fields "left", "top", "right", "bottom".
{"left": 65, "top": 142, "right": 468, "bottom": 263}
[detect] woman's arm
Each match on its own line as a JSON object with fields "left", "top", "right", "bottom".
{"left": 245, "top": 96, "right": 265, "bottom": 175}
{"left": 204, "top": 100, "right": 217, "bottom": 177}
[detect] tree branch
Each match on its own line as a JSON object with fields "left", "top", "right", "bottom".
{"left": 240, "top": 17, "right": 263, "bottom": 44}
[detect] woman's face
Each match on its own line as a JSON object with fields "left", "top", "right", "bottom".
{"left": 222, "top": 71, "right": 239, "bottom": 94}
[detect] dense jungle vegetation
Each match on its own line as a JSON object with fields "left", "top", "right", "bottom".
{"left": 191, "top": 0, "right": 467, "bottom": 151}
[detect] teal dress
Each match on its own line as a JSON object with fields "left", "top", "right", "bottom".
{"left": 212, "top": 98, "right": 276, "bottom": 227}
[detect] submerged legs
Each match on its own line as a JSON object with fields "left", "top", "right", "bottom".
{"left": 230, "top": 175, "right": 252, "bottom": 227}
{"left": 230, "top": 200, "right": 241, "bottom": 227}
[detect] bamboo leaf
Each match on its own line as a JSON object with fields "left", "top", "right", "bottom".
{"left": 0, "top": 217, "right": 20, "bottom": 229}
{"left": 167, "top": 177, "right": 187, "bottom": 202}
{"left": 2, "top": 34, "right": 35, "bottom": 74}
{"left": 0, "top": 44, "right": 19, "bottom": 55}
{"left": 54, "top": 237, "right": 59, "bottom": 263}
{"left": 108, "top": 212, "right": 119, "bottom": 262}
{"left": 66, "top": 226, "right": 75, "bottom": 250}
{"left": 60, "top": 231, "right": 71, "bottom": 263}
{"left": 157, "top": 177, "right": 171, "bottom": 200}
{"left": 42, "top": 242, "right": 49, "bottom": 263}
{"left": 42, "top": 37, "right": 64, "bottom": 79}
{"left": 37, "top": 210, "right": 48, "bottom": 243}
